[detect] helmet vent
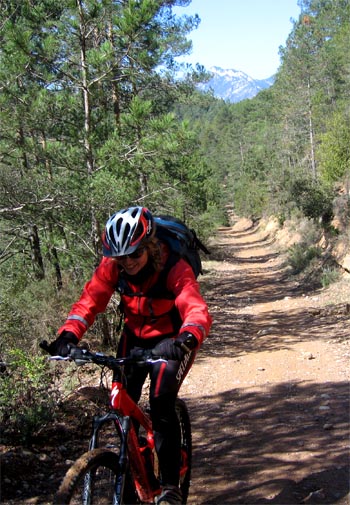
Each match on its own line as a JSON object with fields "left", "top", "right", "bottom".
{"left": 102, "top": 206, "right": 154, "bottom": 257}
{"left": 116, "top": 217, "right": 122, "bottom": 235}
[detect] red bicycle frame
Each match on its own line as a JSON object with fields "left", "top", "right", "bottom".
{"left": 110, "top": 376, "right": 160, "bottom": 503}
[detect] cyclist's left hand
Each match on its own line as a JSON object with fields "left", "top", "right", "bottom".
{"left": 176, "top": 331, "right": 198, "bottom": 353}
{"left": 152, "top": 332, "right": 197, "bottom": 361}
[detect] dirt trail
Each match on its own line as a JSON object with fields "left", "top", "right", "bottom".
{"left": 1, "top": 219, "right": 349, "bottom": 505}
{"left": 181, "top": 219, "right": 350, "bottom": 504}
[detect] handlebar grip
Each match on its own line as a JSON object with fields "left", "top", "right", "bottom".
{"left": 69, "top": 346, "right": 86, "bottom": 359}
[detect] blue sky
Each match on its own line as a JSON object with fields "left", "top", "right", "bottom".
{"left": 173, "top": 0, "right": 301, "bottom": 79}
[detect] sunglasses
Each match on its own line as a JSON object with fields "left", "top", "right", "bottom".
{"left": 117, "top": 246, "right": 146, "bottom": 261}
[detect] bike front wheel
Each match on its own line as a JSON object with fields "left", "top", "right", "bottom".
{"left": 54, "top": 448, "right": 124, "bottom": 505}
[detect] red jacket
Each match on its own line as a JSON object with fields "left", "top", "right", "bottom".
{"left": 59, "top": 253, "right": 212, "bottom": 346}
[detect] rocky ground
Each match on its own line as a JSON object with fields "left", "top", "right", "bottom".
{"left": 1, "top": 218, "right": 349, "bottom": 504}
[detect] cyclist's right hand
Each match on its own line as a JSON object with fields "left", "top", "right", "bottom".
{"left": 129, "top": 348, "right": 145, "bottom": 360}
{"left": 46, "top": 331, "right": 79, "bottom": 357}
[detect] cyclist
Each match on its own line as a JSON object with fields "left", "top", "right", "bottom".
{"left": 47, "top": 206, "right": 212, "bottom": 505}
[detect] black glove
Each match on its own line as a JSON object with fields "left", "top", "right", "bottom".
{"left": 47, "top": 331, "right": 79, "bottom": 357}
{"left": 176, "top": 331, "right": 198, "bottom": 353}
{"left": 128, "top": 347, "right": 152, "bottom": 363}
{"left": 152, "top": 332, "right": 198, "bottom": 361}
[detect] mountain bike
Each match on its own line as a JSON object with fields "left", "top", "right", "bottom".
{"left": 40, "top": 342, "right": 192, "bottom": 505}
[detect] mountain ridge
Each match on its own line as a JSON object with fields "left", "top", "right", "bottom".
{"left": 198, "top": 66, "right": 274, "bottom": 103}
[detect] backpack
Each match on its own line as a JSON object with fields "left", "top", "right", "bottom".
{"left": 154, "top": 215, "right": 210, "bottom": 278}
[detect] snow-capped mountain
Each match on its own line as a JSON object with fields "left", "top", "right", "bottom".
{"left": 198, "top": 66, "right": 274, "bottom": 103}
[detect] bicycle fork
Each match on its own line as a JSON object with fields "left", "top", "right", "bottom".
{"left": 88, "top": 412, "right": 129, "bottom": 502}
{"left": 88, "top": 410, "right": 160, "bottom": 503}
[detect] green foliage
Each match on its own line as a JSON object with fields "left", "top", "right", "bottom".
{"left": 319, "top": 110, "right": 350, "bottom": 185}
{"left": 287, "top": 244, "right": 322, "bottom": 274}
{"left": 90, "top": 170, "right": 137, "bottom": 217}
{"left": 232, "top": 174, "right": 269, "bottom": 219}
{"left": 0, "top": 269, "right": 85, "bottom": 350}
{"left": 0, "top": 0, "right": 221, "bottom": 391}
{"left": 0, "top": 0, "right": 214, "bottom": 285}
{"left": 288, "top": 176, "right": 334, "bottom": 223}
{"left": 0, "top": 349, "right": 59, "bottom": 445}
{"left": 320, "top": 267, "right": 341, "bottom": 288}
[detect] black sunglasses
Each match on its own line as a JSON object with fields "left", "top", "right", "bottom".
{"left": 117, "top": 246, "right": 146, "bottom": 261}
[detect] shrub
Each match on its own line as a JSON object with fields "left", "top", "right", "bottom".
{"left": 289, "top": 176, "right": 334, "bottom": 224}
{"left": 320, "top": 267, "right": 341, "bottom": 288}
{"left": 287, "top": 244, "right": 322, "bottom": 274}
{"left": 0, "top": 348, "right": 59, "bottom": 445}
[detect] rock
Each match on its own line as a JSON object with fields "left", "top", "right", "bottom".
{"left": 301, "top": 488, "right": 326, "bottom": 502}
{"left": 39, "top": 453, "right": 51, "bottom": 462}
{"left": 233, "top": 480, "right": 249, "bottom": 490}
{"left": 302, "top": 352, "right": 315, "bottom": 360}
{"left": 236, "top": 412, "right": 250, "bottom": 420}
{"left": 323, "top": 423, "right": 334, "bottom": 430}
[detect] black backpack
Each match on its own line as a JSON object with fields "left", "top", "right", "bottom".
{"left": 154, "top": 215, "right": 210, "bottom": 278}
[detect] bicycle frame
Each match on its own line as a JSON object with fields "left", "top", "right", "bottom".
{"left": 89, "top": 367, "right": 160, "bottom": 503}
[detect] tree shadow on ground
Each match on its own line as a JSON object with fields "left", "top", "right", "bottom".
{"left": 199, "top": 224, "right": 349, "bottom": 358}
{"left": 208, "top": 240, "right": 279, "bottom": 263}
{"left": 200, "top": 254, "right": 348, "bottom": 358}
{"left": 210, "top": 222, "right": 276, "bottom": 259}
{"left": 202, "top": 267, "right": 305, "bottom": 303}
{"left": 199, "top": 302, "right": 349, "bottom": 359}
{"left": 0, "top": 396, "right": 98, "bottom": 503}
{"left": 190, "top": 221, "right": 349, "bottom": 503}
{"left": 185, "top": 380, "right": 349, "bottom": 504}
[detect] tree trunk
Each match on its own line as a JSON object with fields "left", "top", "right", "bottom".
{"left": 28, "top": 224, "right": 45, "bottom": 280}
{"left": 77, "top": 0, "right": 100, "bottom": 260}
{"left": 307, "top": 77, "right": 317, "bottom": 179}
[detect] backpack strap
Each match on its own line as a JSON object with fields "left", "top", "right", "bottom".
{"left": 191, "top": 228, "right": 211, "bottom": 255}
{"left": 145, "top": 252, "right": 179, "bottom": 299}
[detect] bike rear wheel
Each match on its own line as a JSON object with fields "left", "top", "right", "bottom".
{"left": 176, "top": 398, "right": 192, "bottom": 503}
{"left": 54, "top": 448, "right": 124, "bottom": 505}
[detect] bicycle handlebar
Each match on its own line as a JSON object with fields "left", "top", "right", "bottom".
{"left": 39, "top": 340, "right": 166, "bottom": 369}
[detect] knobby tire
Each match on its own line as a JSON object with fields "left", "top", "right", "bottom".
{"left": 54, "top": 448, "right": 122, "bottom": 505}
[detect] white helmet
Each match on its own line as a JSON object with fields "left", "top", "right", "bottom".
{"left": 102, "top": 207, "right": 154, "bottom": 256}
